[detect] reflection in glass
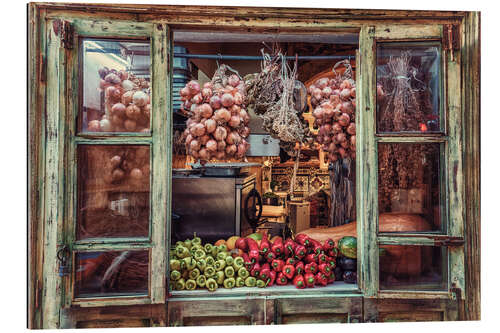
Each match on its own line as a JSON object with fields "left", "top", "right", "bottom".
{"left": 81, "top": 39, "right": 151, "bottom": 133}
{"left": 379, "top": 245, "right": 446, "bottom": 290}
{"left": 75, "top": 251, "right": 149, "bottom": 298}
{"left": 77, "top": 145, "right": 150, "bottom": 239}
{"left": 378, "top": 143, "right": 442, "bottom": 232}
{"left": 376, "top": 43, "right": 441, "bottom": 133}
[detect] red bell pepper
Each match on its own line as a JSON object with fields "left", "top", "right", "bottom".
{"left": 305, "top": 262, "right": 318, "bottom": 274}
{"left": 293, "top": 274, "right": 306, "bottom": 289}
{"left": 276, "top": 272, "right": 288, "bottom": 285}
{"left": 309, "top": 238, "right": 323, "bottom": 254}
{"left": 322, "top": 238, "right": 335, "bottom": 251}
{"left": 272, "top": 259, "right": 284, "bottom": 272}
{"left": 266, "top": 251, "right": 276, "bottom": 263}
{"left": 286, "top": 257, "right": 296, "bottom": 266}
{"left": 235, "top": 237, "right": 248, "bottom": 252}
{"left": 326, "top": 257, "right": 336, "bottom": 269}
{"left": 242, "top": 253, "right": 253, "bottom": 270}
{"left": 271, "top": 237, "right": 284, "bottom": 256}
{"left": 282, "top": 264, "right": 295, "bottom": 280}
{"left": 295, "top": 234, "right": 311, "bottom": 247}
{"left": 246, "top": 238, "right": 260, "bottom": 263}
{"left": 305, "top": 253, "right": 318, "bottom": 264}
{"left": 304, "top": 273, "right": 316, "bottom": 288}
{"left": 267, "top": 270, "right": 276, "bottom": 286}
{"left": 284, "top": 238, "right": 296, "bottom": 257}
{"left": 294, "top": 244, "right": 307, "bottom": 259}
{"left": 318, "top": 253, "right": 327, "bottom": 264}
{"left": 259, "top": 237, "right": 271, "bottom": 255}
{"left": 295, "top": 261, "right": 304, "bottom": 275}
{"left": 250, "top": 262, "right": 261, "bottom": 278}
{"left": 260, "top": 263, "right": 271, "bottom": 281}
{"left": 327, "top": 248, "right": 339, "bottom": 258}
{"left": 318, "top": 263, "right": 332, "bottom": 275}
{"left": 327, "top": 271, "right": 335, "bottom": 284}
{"left": 315, "top": 272, "right": 328, "bottom": 286}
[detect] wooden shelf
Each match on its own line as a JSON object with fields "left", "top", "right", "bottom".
{"left": 170, "top": 282, "right": 360, "bottom": 299}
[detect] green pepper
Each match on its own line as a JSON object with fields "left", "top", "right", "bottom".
{"left": 176, "top": 246, "right": 189, "bottom": 259}
{"left": 175, "top": 241, "right": 184, "bottom": 248}
{"left": 170, "top": 259, "right": 181, "bottom": 271}
{"left": 192, "top": 233, "right": 202, "bottom": 246}
{"left": 182, "top": 257, "right": 196, "bottom": 271}
{"left": 206, "top": 278, "right": 218, "bottom": 292}
{"left": 223, "top": 277, "right": 235, "bottom": 289}
{"left": 170, "top": 270, "right": 181, "bottom": 281}
{"left": 217, "top": 252, "right": 227, "bottom": 261}
{"left": 214, "top": 259, "right": 226, "bottom": 271}
{"left": 204, "top": 243, "right": 214, "bottom": 254}
{"left": 194, "top": 249, "right": 206, "bottom": 261}
{"left": 244, "top": 276, "right": 256, "bottom": 287}
{"left": 256, "top": 279, "right": 266, "bottom": 288}
{"left": 224, "top": 266, "right": 235, "bottom": 278}
{"left": 210, "top": 246, "right": 218, "bottom": 258}
{"left": 175, "top": 278, "right": 186, "bottom": 290}
{"left": 215, "top": 270, "right": 225, "bottom": 285}
{"left": 235, "top": 276, "right": 245, "bottom": 288}
{"left": 237, "top": 267, "right": 249, "bottom": 279}
{"left": 190, "top": 244, "right": 203, "bottom": 256}
{"left": 188, "top": 268, "right": 200, "bottom": 280}
{"left": 233, "top": 256, "right": 244, "bottom": 270}
{"left": 185, "top": 279, "right": 197, "bottom": 290}
{"left": 225, "top": 256, "right": 234, "bottom": 267}
{"left": 196, "top": 258, "right": 207, "bottom": 272}
{"left": 205, "top": 255, "right": 215, "bottom": 267}
{"left": 184, "top": 239, "right": 192, "bottom": 250}
{"left": 204, "top": 265, "right": 216, "bottom": 278}
{"left": 218, "top": 244, "right": 228, "bottom": 253}
{"left": 196, "top": 274, "right": 206, "bottom": 288}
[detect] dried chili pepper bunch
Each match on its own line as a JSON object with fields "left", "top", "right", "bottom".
{"left": 234, "top": 234, "right": 340, "bottom": 288}
{"left": 90, "top": 67, "right": 151, "bottom": 133}
{"left": 309, "top": 60, "right": 356, "bottom": 163}
{"left": 179, "top": 64, "right": 250, "bottom": 164}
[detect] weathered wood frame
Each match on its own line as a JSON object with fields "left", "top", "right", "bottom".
{"left": 28, "top": 3, "right": 480, "bottom": 328}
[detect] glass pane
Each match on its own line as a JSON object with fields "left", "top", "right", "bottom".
{"left": 77, "top": 145, "right": 150, "bottom": 239}
{"left": 75, "top": 250, "right": 149, "bottom": 298}
{"left": 379, "top": 245, "right": 446, "bottom": 290}
{"left": 376, "top": 42, "right": 441, "bottom": 133}
{"left": 81, "top": 39, "right": 151, "bottom": 133}
{"left": 378, "top": 143, "right": 442, "bottom": 232}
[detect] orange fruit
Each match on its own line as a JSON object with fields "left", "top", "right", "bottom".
{"left": 214, "top": 239, "right": 226, "bottom": 247}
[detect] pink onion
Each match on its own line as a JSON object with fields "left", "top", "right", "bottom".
{"left": 233, "top": 92, "right": 243, "bottom": 105}
{"left": 350, "top": 87, "right": 356, "bottom": 98}
{"left": 240, "top": 126, "right": 250, "bottom": 138}
{"left": 133, "top": 91, "right": 148, "bottom": 107}
{"left": 229, "top": 115, "right": 241, "bottom": 128}
{"left": 339, "top": 113, "right": 350, "bottom": 126}
{"left": 198, "top": 148, "right": 209, "bottom": 160}
{"left": 230, "top": 104, "right": 241, "bottom": 115}
{"left": 228, "top": 74, "right": 240, "bottom": 87}
{"left": 200, "top": 134, "right": 210, "bottom": 145}
{"left": 185, "top": 134, "right": 193, "bottom": 146}
{"left": 88, "top": 120, "right": 101, "bottom": 132}
{"left": 240, "top": 109, "right": 250, "bottom": 124}
{"left": 180, "top": 86, "right": 191, "bottom": 97}
{"left": 125, "top": 104, "right": 141, "bottom": 120}
{"left": 205, "top": 118, "right": 216, "bottom": 133}
{"left": 341, "top": 140, "right": 350, "bottom": 149}
{"left": 221, "top": 93, "right": 234, "bottom": 107}
{"left": 203, "top": 82, "right": 213, "bottom": 89}
{"left": 217, "top": 140, "right": 226, "bottom": 151}
{"left": 130, "top": 168, "right": 143, "bottom": 180}
{"left": 226, "top": 131, "right": 241, "bottom": 145}
{"left": 317, "top": 78, "right": 329, "bottom": 89}
{"left": 189, "top": 139, "right": 201, "bottom": 152}
{"left": 215, "top": 151, "right": 225, "bottom": 160}
{"left": 332, "top": 122, "right": 342, "bottom": 133}
{"left": 124, "top": 119, "right": 137, "bottom": 131}
{"left": 187, "top": 80, "right": 201, "bottom": 95}
{"left": 350, "top": 135, "right": 356, "bottom": 146}
{"left": 236, "top": 142, "right": 247, "bottom": 157}
{"left": 192, "top": 123, "right": 206, "bottom": 137}
{"left": 340, "top": 80, "right": 352, "bottom": 90}
{"left": 202, "top": 88, "right": 213, "bottom": 99}
{"left": 308, "top": 84, "right": 316, "bottom": 95}
{"left": 313, "top": 107, "right": 324, "bottom": 119}
{"left": 200, "top": 103, "right": 213, "bottom": 119}
{"left": 191, "top": 93, "right": 203, "bottom": 105}
{"left": 329, "top": 95, "right": 341, "bottom": 106}
{"left": 225, "top": 144, "right": 237, "bottom": 156}
{"left": 337, "top": 132, "right": 347, "bottom": 143}
{"left": 322, "top": 87, "right": 333, "bottom": 98}
{"left": 214, "top": 108, "right": 231, "bottom": 122}
{"left": 206, "top": 139, "right": 217, "bottom": 152}
{"left": 214, "top": 126, "right": 228, "bottom": 141}
{"left": 210, "top": 95, "right": 222, "bottom": 110}
{"left": 347, "top": 122, "right": 356, "bottom": 135}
